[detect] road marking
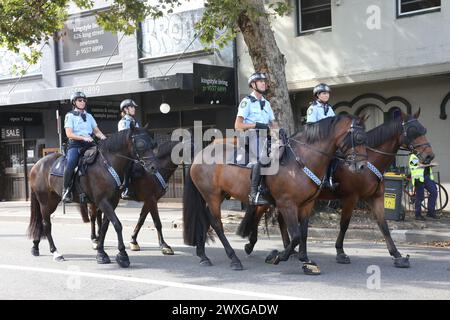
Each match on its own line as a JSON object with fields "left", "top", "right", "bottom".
{"left": 0, "top": 264, "right": 301, "bottom": 300}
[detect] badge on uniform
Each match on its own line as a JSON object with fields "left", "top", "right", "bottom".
{"left": 240, "top": 100, "right": 248, "bottom": 108}
{"left": 307, "top": 107, "right": 313, "bottom": 115}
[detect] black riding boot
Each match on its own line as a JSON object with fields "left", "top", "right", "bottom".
{"left": 324, "top": 158, "right": 340, "bottom": 190}
{"left": 249, "top": 162, "right": 269, "bottom": 206}
{"left": 62, "top": 170, "right": 74, "bottom": 203}
{"left": 121, "top": 163, "right": 134, "bottom": 200}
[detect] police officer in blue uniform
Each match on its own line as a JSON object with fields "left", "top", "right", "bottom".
{"left": 306, "top": 83, "right": 338, "bottom": 189}
{"left": 235, "top": 72, "right": 276, "bottom": 205}
{"left": 62, "top": 92, "right": 107, "bottom": 202}
{"left": 118, "top": 99, "right": 140, "bottom": 199}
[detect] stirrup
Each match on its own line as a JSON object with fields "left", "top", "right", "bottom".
{"left": 121, "top": 189, "right": 131, "bottom": 200}
{"left": 250, "top": 192, "right": 269, "bottom": 206}
{"left": 62, "top": 189, "right": 72, "bottom": 203}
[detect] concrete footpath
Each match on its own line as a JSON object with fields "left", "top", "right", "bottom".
{"left": 0, "top": 200, "right": 449, "bottom": 245}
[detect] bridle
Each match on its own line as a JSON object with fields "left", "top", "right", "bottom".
{"left": 367, "top": 118, "right": 431, "bottom": 160}
{"left": 110, "top": 132, "right": 157, "bottom": 172}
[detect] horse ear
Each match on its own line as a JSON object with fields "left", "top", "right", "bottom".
{"left": 359, "top": 113, "right": 370, "bottom": 124}
{"left": 413, "top": 108, "right": 421, "bottom": 119}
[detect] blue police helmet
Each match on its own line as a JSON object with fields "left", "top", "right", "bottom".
{"left": 313, "top": 83, "right": 331, "bottom": 97}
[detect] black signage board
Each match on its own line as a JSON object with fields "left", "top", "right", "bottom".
{"left": 0, "top": 113, "right": 42, "bottom": 126}
{"left": 62, "top": 14, "right": 119, "bottom": 62}
{"left": 1, "top": 127, "right": 22, "bottom": 140}
{"left": 88, "top": 106, "right": 120, "bottom": 121}
{"left": 193, "top": 63, "right": 236, "bottom": 106}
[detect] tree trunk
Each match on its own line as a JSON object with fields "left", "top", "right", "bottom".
{"left": 237, "top": 0, "right": 295, "bottom": 134}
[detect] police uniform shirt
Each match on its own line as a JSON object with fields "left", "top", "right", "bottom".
{"left": 118, "top": 114, "right": 140, "bottom": 132}
{"left": 306, "top": 100, "right": 335, "bottom": 123}
{"left": 64, "top": 111, "right": 97, "bottom": 137}
{"left": 237, "top": 93, "right": 274, "bottom": 125}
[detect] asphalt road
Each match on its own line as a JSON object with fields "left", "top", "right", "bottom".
{"left": 0, "top": 215, "right": 449, "bottom": 301}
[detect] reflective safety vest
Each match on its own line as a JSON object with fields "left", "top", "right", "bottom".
{"left": 409, "top": 154, "right": 434, "bottom": 186}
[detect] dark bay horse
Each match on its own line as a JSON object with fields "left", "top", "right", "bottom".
{"left": 246, "top": 110, "right": 434, "bottom": 268}
{"left": 87, "top": 140, "right": 181, "bottom": 255}
{"left": 27, "top": 127, "right": 157, "bottom": 268}
{"left": 183, "top": 114, "right": 368, "bottom": 274}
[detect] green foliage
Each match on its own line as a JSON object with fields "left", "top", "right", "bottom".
{"left": 0, "top": 0, "right": 290, "bottom": 73}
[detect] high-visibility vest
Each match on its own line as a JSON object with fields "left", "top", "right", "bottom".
{"left": 409, "top": 154, "right": 434, "bottom": 186}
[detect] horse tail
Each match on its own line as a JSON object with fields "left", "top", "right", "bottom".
{"left": 182, "top": 167, "right": 212, "bottom": 246}
{"left": 78, "top": 204, "right": 90, "bottom": 223}
{"left": 236, "top": 204, "right": 257, "bottom": 238}
{"left": 27, "top": 190, "right": 44, "bottom": 240}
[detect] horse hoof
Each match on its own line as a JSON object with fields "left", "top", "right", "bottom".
{"left": 129, "top": 242, "right": 140, "bottom": 251}
{"left": 336, "top": 253, "right": 351, "bottom": 264}
{"left": 394, "top": 255, "right": 410, "bottom": 268}
{"left": 302, "top": 262, "right": 321, "bottom": 275}
{"left": 53, "top": 252, "right": 65, "bottom": 262}
{"left": 161, "top": 247, "right": 174, "bottom": 255}
{"left": 265, "top": 250, "right": 280, "bottom": 265}
{"left": 116, "top": 252, "right": 130, "bottom": 268}
{"left": 199, "top": 259, "right": 213, "bottom": 267}
{"left": 53, "top": 255, "right": 65, "bottom": 262}
{"left": 31, "top": 248, "right": 39, "bottom": 257}
{"left": 244, "top": 243, "right": 253, "bottom": 255}
{"left": 230, "top": 261, "right": 244, "bottom": 271}
{"left": 96, "top": 253, "right": 111, "bottom": 264}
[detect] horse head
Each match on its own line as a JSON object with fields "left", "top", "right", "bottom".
{"left": 128, "top": 126, "right": 158, "bottom": 174}
{"left": 399, "top": 109, "right": 434, "bottom": 164}
{"left": 335, "top": 114, "right": 368, "bottom": 173}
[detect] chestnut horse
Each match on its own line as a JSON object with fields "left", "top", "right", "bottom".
{"left": 183, "top": 114, "right": 368, "bottom": 274}
{"left": 27, "top": 127, "right": 157, "bottom": 268}
{"left": 244, "top": 110, "right": 434, "bottom": 268}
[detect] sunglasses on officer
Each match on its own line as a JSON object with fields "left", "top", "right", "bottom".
{"left": 76, "top": 98, "right": 87, "bottom": 103}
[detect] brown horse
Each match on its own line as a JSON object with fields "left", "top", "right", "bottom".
{"left": 183, "top": 114, "right": 368, "bottom": 274}
{"left": 245, "top": 110, "right": 434, "bottom": 268}
{"left": 27, "top": 127, "right": 157, "bottom": 268}
{"left": 87, "top": 140, "right": 181, "bottom": 255}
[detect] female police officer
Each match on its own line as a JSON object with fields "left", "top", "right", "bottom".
{"left": 118, "top": 99, "right": 140, "bottom": 199}
{"left": 235, "top": 72, "right": 277, "bottom": 206}
{"left": 62, "top": 91, "right": 107, "bottom": 202}
{"left": 306, "top": 83, "right": 338, "bottom": 189}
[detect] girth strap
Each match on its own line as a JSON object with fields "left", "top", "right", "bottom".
{"left": 367, "top": 162, "right": 383, "bottom": 181}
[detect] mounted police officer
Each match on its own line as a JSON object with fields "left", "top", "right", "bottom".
{"left": 409, "top": 153, "right": 438, "bottom": 220}
{"left": 62, "top": 91, "right": 107, "bottom": 202}
{"left": 306, "top": 83, "right": 338, "bottom": 189}
{"left": 118, "top": 98, "right": 140, "bottom": 199}
{"left": 235, "top": 72, "right": 277, "bottom": 206}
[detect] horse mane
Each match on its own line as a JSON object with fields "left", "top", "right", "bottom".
{"left": 156, "top": 140, "right": 179, "bottom": 159}
{"left": 366, "top": 118, "right": 402, "bottom": 147}
{"left": 302, "top": 114, "right": 354, "bottom": 144}
{"left": 98, "top": 129, "right": 130, "bottom": 153}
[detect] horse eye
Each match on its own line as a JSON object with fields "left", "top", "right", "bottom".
{"left": 407, "top": 126, "right": 418, "bottom": 137}
{"left": 135, "top": 140, "right": 147, "bottom": 151}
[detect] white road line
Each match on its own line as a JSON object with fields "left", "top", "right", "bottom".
{"left": 0, "top": 264, "right": 301, "bottom": 300}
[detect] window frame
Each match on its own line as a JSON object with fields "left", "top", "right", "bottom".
{"left": 396, "top": 0, "right": 441, "bottom": 18}
{"left": 296, "top": 0, "right": 332, "bottom": 36}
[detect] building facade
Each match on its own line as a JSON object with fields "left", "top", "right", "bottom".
{"left": 237, "top": 0, "right": 450, "bottom": 204}
{"left": 0, "top": 1, "right": 237, "bottom": 200}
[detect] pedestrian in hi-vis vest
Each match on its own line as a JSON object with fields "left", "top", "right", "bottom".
{"left": 409, "top": 153, "right": 438, "bottom": 220}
